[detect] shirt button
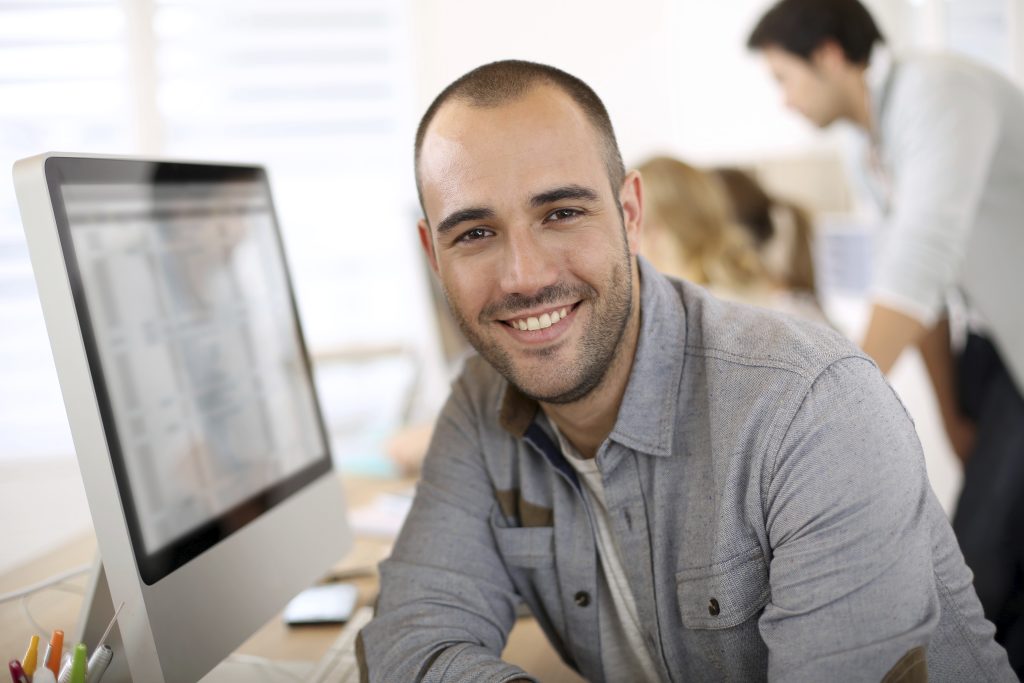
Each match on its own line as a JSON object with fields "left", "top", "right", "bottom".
{"left": 574, "top": 591, "right": 591, "bottom": 607}
{"left": 708, "top": 598, "right": 720, "bottom": 616}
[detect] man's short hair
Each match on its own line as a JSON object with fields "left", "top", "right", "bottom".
{"left": 413, "top": 60, "right": 626, "bottom": 217}
{"left": 747, "top": 0, "right": 884, "bottom": 66}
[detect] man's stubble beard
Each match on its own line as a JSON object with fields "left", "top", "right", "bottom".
{"left": 443, "top": 234, "right": 634, "bottom": 405}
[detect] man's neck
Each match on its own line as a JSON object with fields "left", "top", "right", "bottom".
{"left": 846, "top": 65, "right": 874, "bottom": 133}
{"left": 540, "top": 285, "right": 642, "bottom": 460}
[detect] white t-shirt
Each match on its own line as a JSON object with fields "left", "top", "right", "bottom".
{"left": 552, "top": 424, "right": 662, "bottom": 682}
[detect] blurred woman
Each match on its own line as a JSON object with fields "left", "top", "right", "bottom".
{"left": 713, "top": 166, "right": 818, "bottom": 306}
{"left": 638, "top": 155, "right": 827, "bottom": 323}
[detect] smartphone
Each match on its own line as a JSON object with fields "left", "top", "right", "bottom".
{"left": 283, "top": 583, "right": 358, "bottom": 625}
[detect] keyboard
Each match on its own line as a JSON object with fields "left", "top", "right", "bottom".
{"left": 308, "top": 605, "right": 374, "bottom": 682}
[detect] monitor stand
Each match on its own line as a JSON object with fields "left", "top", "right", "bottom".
{"left": 76, "top": 555, "right": 318, "bottom": 683}
{"left": 75, "top": 556, "right": 130, "bottom": 683}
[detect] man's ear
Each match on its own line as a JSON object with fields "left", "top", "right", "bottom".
{"left": 810, "top": 39, "right": 847, "bottom": 74}
{"left": 619, "top": 170, "right": 644, "bottom": 256}
{"left": 418, "top": 218, "right": 440, "bottom": 276}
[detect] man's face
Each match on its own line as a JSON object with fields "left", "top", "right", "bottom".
{"left": 762, "top": 45, "right": 847, "bottom": 128}
{"left": 417, "top": 85, "right": 642, "bottom": 404}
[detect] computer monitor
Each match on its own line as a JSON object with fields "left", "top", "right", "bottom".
{"left": 13, "top": 153, "right": 352, "bottom": 682}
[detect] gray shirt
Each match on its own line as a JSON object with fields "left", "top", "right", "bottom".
{"left": 555, "top": 424, "right": 662, "bottom": 682}
{"left": 361, "top": 257, "right": 1014, "bottom": 682}
{"left": 866, "top": 49, "right": 1024, "bottom": 391}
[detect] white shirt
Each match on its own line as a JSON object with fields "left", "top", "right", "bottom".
{"left": 864, "top": 48, "right": 1024, "bottom": 392}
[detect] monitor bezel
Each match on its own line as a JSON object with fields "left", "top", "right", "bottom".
{"left": 42, "top": 155, "right": 333, "bottom": 585}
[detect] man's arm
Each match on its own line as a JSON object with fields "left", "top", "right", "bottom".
{"left": 916, "top": 316, "right": 976, "bottom": 462}
{"left": 758, "top": 356, "right": 990, "bottom": 681}
{"left": 860, "top": 302, "right": 925, "bottom": 375}
{"left": 358, "top": 377, "right": 536, "bottom": 683}
{"left": 866, "top": 61, "right": 1000, "bottom": 369}
{"left": 862, "top": 307, "right": 977, "bottom": 462}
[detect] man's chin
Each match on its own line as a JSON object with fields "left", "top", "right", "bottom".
{"left": 509, "top": 364, "right": 608, "bottom": 405}
{"left": 505, "top": 368, "right": 577, "bottom": 405}
{"left": 514, "top": 380, "right": 588, "bottom": 405}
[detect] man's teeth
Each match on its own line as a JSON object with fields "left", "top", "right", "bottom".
{"left": 512, "top": 307, "right": 569, "bottom": 331}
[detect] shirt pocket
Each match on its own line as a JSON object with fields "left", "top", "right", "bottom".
{"left": 675, "top": 546, "right": 770, "bottom": 630}
{"left": 489, "top": 506, "right": 554, "bottom": 569}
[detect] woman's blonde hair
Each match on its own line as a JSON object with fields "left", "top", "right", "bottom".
{"left": 638, "top": 156, "right": 766, "bottom": 291}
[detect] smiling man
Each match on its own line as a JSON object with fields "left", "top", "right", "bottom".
{"left": 357, "top": 60, "right": 1014, "bottom": 682}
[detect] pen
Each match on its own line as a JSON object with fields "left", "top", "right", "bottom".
{"left": 31, "top": 667, "right": 56, "bottom": 683}
{"left": 56, "top": 644, "right": 87, "bottom": 683}
{"left": 85, "top": 600, "right": 122, "bottom": 683}
{"left": 43, "top": 630, "right": 63, "bottom": 676}
{"left": 21, "top": 636, "right": 39, "bottom": 678}
{"left": 8, "top": 660, "right": 28, "bottom": 683}
{"left": 84, "top": 646, "right": 111, "bottom": 683}
{"left": 71, "top": 645, "right": 87, "bottom": 683}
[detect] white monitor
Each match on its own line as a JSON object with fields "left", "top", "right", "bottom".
{"left": 13, "top": 153, "right": 352, "bottom": 682}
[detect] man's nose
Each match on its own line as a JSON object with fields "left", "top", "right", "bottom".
{"left": 499, "top": 226, "right": 558, "bottom": 297}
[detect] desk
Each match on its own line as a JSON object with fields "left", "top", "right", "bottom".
{"left": 0, "top": 474, "right": 584, "bottom": 682}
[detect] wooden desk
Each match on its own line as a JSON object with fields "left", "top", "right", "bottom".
{"left": 0, "top": 474, "right": 583, "bottom": 682}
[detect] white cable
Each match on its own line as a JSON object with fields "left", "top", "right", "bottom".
{"left": 2, "top": 564, "right": 90, "bottom": 637}
{"left": 21, "top": 580, "right": 88, "bottom": 637}
{"left": 0, "top": 563, "right": 91, "bottom": 603}
{"left": 22, "top": 593, "right": 48, "bottom": 637}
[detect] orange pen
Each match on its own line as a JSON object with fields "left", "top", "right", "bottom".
{"left": 22, "top": 635, "right": 39, "bottom": 677}
{"left": 43, "top": 629, "right": 63, "bottom": 676}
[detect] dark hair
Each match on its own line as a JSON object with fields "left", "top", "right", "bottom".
{"left": 746, "top": 0, "right": 884, "bottom": 65}
{"left": 413, "top": 60, "right": 625, "bottom": 214}
{"left": 714, "top": 167, "right": 818, "bottom": 299}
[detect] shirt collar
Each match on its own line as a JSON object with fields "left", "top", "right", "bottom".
{"left": 607, "top": 255, "right": 687, "bottom": 456}
{"left": 499, "top": 255, "right": 687, "bottom": 457}
{"left": 866, "top": 44, "right": 895, "bottom": 141}
{"left": 499, "top": 381, "right": 537, "bottom": 437}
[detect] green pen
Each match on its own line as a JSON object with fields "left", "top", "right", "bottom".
{"left": 56, "top": 644, "right": 87, "bottom": 683}
{"left": 69, "top": 644, "right": 87, "bottom": 683}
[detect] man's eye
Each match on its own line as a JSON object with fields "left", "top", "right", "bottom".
{"left": 547, "top": 208, "right": 582, "bottom": 222}
{"left": 457, "top": 227, "right": 491, "bottom": 243}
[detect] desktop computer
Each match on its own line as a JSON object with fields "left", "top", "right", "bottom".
{"left": 13, "top": 153, "right": 353, "bottom": 682}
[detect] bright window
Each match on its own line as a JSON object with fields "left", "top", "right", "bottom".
{"left": 0, "top": 0, "right": 444, "bottom": 466}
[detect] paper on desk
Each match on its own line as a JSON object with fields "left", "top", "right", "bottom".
{"left": 348, "top": 491, "right": 413, "bottom": 538}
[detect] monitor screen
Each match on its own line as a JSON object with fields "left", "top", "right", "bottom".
{"left": 44, "top": 157, "right": 332, "bottom": 584}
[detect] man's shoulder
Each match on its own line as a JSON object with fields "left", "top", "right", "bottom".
{"left": 890, "top": 51, "right": 1013, "bottom": 106}
{"left": 673, "top": 279, "right": 865, "bottom": 383}
{"left": 897, "top": 51, "right": 967, "bottom": 74}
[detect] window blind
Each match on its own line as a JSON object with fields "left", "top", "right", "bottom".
{"left": 0, "top": 0, "right": 133, "bottom": 458}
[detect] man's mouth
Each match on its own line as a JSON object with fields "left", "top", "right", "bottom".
{"left": 500, "top": 303, "right": 577, "bottom": 331}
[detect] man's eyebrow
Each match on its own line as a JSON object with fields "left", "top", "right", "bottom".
{"left": 530, "top": 184, "right": 600, "bottom": 207}
{"left": 433, "top": 185, "right": 599, "bottom": 235}
{"left": 435, "top": 207, "right": 495, "bottom": 236}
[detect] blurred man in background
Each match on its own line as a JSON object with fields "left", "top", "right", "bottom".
{"left": 749, "top": 0, "right": 1024, "bottom": 672}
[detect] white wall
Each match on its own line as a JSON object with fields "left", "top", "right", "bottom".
{"left": 1014, "top": 0, "right": 1024, "bottom": 84}
{"left": 411, "top": 0, "right": 830, "bottom": 170}
{"left": 411, "top": 0, "right": 1019, "bottom": 165}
